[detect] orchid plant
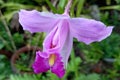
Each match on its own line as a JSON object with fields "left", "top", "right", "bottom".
{"left": 19, "top": 0, "right": 113, "bottom": 78}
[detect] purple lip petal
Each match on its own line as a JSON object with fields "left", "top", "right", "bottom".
{"left": 32, "top": 51, "right": 50, "bottom": 73}
{"left": 69, "top": 18, "right": 113, "bottom": 44}
{"left": 51, "top": 54, "right": 65, "bottom": 78}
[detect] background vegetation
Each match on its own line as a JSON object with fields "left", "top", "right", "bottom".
{"left": 0, "top": 0, "right": 120, "bottom": 80}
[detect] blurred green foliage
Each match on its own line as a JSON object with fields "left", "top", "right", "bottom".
{"left": 0, "top": 0, "right": 120, "bottom": 80}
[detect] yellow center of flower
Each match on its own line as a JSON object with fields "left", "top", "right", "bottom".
{"left": 49, "top": 54, "right": 56, "bottom": 66}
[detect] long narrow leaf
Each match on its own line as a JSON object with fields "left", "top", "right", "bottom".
{"left": 70, "top": 0, "right": 78, "bottom": 17}
{"left": 45, "top": 0, "right": 57, "bottom": 13}
{"left": 100, "top": 5, "right": 120, "bottom": 10}
{"left": 76, "top": 0, "right": 85, "bottom": 17}
{"left": 57, "top": 0, "right": 67, "bottom": 13}
{"left": 58, "top": 0, "right": 66, "bottom": 9}
{"left": 1, "top": 2, "right": 33, "bottom": 9}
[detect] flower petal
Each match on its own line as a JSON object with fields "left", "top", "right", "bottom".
{"left": 19, "top": 10, "right": 59, "bottom": 33}
{"left": 61, "top": 32, "right": 73, "bottom": 67}
{"left": 43, "top": 20, "right": 69, "bottom": 54}
{"left": 43, "top": 25, "right": 60, "bottom": 53}
{"left": 51, "top": 53, "right": 65, "bottom": 78}
{"left": 58, "top": 20, "right": 69, "bottom": 50}
{"left": 69, "top": 18, "right": 113, "bottom": 44}
{"left": 32, "top": 51, "right": 50, "bottom": 73}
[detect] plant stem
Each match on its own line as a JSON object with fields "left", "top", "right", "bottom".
{"left": 0, "top": 36, "right": 12, "bottom": 51}
{"left": 64, "top": 0, "right": 73, "bottom": 14}
{"left": 0, "top": 10, "right": 16, "bottom": 52}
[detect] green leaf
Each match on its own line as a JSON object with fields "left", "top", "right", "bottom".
{"left": 70, "top": 0, "right": 78, "bottom": 17}
{"left": 57, "top": 0, "right": 67, "bottom": 13}
{"left": 13, "top": 33, "right": 24, "bottom": 45}
{"left": 76, "top": 0, "right": 85, "bottom": 17}
{"left": 87, "top": 73, "right": 100, "bottom": 80}
{"left": 3, "top": 11, "right": 18, "bottom": 22}
{"left": 0, "top": 41, "right": 4, "bottom": 49}
{"left": 58, "top": 0, "right": 66, "bottom": 9}
{"left": 1, "top": 2, "right": 33, "bottom": 9}
{"left": 100, "top": 5, "right": 120, "bottom": 11}
{"left": 0, "top": 75, "right": 6, "bottom": 80}
{"left": 10, "top": 74, "right": 39, "bottom": 80}
{"left": 115, "top": 0, "right": 120, "bottom": 3}
{"left": 0, "top": 0, "right": 4, "bottom": 4}
{"left": 45, "top": 0, "right": 57, "bottom": 13}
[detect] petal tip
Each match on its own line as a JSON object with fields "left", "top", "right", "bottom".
{"left": 51, "top": 53, "right": 66, "bottom": 78}
{"left": 32, "top": 51, "right": 50, "bottom": 74}
{"left": 98, "top": 26, "right": 113, "bottom": 42}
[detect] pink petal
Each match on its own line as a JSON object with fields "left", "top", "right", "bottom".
{"left": 19, "top": 10, "right": 59, "bottom": 33}
{"left": 43, "top": 19, "right": 72, "bottom": 67}
{"left": 51, "top": 54, "right": 65, "bottom": 78}
{"left": 69, "top": 18, "right": 113, "bottom": 44}
{"left": 43, "top": 20, "right": 69, "bottom": 54}
{"left": 32, "top": 51, "right": 50, "bottom": 73}
{"left": 39, "top": 51, "right": 49, "bottom": 58}
{"left": 43, "top": 25, "right": 60, "bottom": 53}
{"left": 61, "top": 32, "right": 73, "bottom": 67}
{"left": 58, "top": 20, "right": 69, "bottom": 50}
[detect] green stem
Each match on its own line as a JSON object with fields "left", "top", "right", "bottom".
{"left": 0, "top": 10, "right": 16, "bottom": 52}
{"left": 64, "top": 0, "right": 73, "bottom": 14}
{"left": 0, "top": 36, "right": 12, "bottom": 51}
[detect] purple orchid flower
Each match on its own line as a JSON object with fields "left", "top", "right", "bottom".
{"left": 19, "top": 0, "right": 113, "bottom": 78}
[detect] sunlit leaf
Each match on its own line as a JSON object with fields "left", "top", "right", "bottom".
{"left": 100, "top": 5, "right": 120, "bottom": 10}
